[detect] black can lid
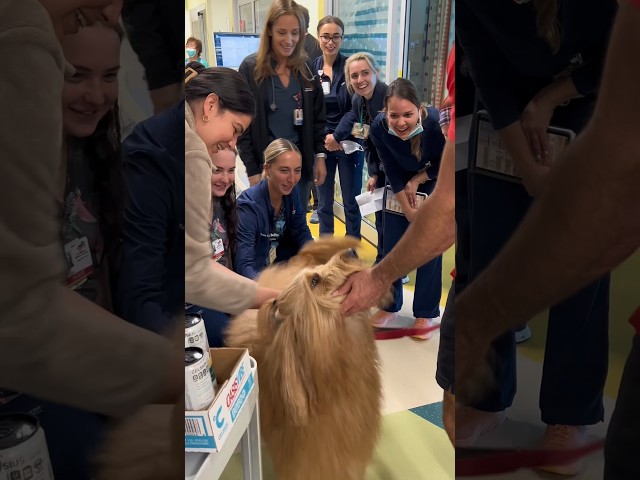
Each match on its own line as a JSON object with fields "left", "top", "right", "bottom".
{"left": 0, "top": 413, "right": 38, "bottom": 449}
{"left": 185, "top": 347, "right": 205, "bottom": 366}
{"left": 185, "top": 313, "right": 203, "bottom": 328}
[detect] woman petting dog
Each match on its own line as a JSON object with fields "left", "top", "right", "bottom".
{"left": 184, "top": 62, "right": 280, "bottom": 314}
{"left": 236, "top": 139, "right": 313, "bottom": 279}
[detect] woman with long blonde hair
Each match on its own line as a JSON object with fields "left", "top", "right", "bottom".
{"left": 235, "top": 138, "right": 313, "bottom": 279}
{"left": 237, "top": 0, "right": 326, "bottom": 214}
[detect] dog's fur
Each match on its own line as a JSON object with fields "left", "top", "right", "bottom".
{"left": 226, "top": 237, "right": 392, "bottom": 480}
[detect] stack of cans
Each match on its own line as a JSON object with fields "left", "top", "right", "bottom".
{"left": 184, "top": 313, "right": 219, "bottom": 411}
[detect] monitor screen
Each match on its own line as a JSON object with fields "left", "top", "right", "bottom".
{"left": 213, "top": 32, "right": 261, "bottom": 69}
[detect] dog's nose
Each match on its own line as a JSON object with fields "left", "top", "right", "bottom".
{"left": 346, "top": 248, "right": 358, "bottom": 259}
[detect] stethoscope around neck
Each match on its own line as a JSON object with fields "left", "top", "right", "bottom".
{"left": 269, "top": 63, "right": 316, "bottom": 112}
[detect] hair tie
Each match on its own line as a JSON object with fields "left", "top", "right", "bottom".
{"left": 185, "top": 67, "right": 198, "bottom": 84}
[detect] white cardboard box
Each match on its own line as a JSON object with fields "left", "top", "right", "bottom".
{"left": 185, "top": 348, "right": 256, "bottom": 452}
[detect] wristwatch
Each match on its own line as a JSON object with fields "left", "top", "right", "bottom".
{"left": 315, "top": 153, "right": 327, "bottom": 160}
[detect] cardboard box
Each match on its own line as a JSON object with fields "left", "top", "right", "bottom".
{"left": 185, "top": 348, "right": 256, "bottom": 452}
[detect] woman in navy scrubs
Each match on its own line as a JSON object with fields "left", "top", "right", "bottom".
{"left": 369, "top": 78, "right": 445, "bottom": 339}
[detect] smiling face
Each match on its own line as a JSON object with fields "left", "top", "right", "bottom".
{"left": 348, "top": 59, "right": 377, "bottom": 100}
{"left": 385, "top": 96, "right": 422, "bottom": 140}
{"left": 269, "top": 14, "right": 300, "bottom": 62}
{"left": 210, "top": 148, "right": 236, "bottom": 198}
{"left": 196, "top": 94, "right": 253, "bottom": 153}
{"left": 62, "top": 24, "right": 120, "bottom": 138}
{"left": 266, "top": 150, "right": 302, "bottom": 198}
{"left": 318, "top": 22, "right": 343, "bottom": 58}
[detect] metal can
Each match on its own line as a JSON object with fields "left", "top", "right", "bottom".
{"left": 0, "top": 413, "right": 54, "bottom": 480}
{"left": 185, "top": 313, "right": 209, "bottom": 352}
{"left": 185, "top": 313, "right": 216, "bottom": 381}
{"left": 185, "top": 347, "right": 216, "bottom": 411}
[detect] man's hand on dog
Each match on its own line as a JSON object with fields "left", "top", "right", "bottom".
{"left": 335, "top": 268, "right": 388, "bottom": 315}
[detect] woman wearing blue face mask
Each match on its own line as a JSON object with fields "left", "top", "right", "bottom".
{"left": 185, "top": 36, "right": 209, "bottom": 67}
{"left": 368, "top": 78, "right": 445, "bottom": 338}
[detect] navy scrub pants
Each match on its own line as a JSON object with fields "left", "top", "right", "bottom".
{"left": 381, "top": 189, "right": 442, "bottom": 319}
{"left": 317, "top": 149, "right": 364, "bottom": 238}
{"left": 467, "top": 172, "right": 609, "bottom": 425}
{"left": 605, "top": 334, "right": 640, "bottom": 479}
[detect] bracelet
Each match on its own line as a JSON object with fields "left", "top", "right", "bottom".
{"left": 315, "top": 153, "right": 327, "bottom": 160}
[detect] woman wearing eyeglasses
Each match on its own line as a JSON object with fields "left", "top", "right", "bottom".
{"left": 311, "top": 16, "right": 364, "bottom": 240}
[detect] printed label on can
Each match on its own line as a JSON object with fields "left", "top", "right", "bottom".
{"left": 185, "top": 349, "right": 215, "bottom": 411}
{"left": 0, "top": 415, "right": 54, "bottom": 480}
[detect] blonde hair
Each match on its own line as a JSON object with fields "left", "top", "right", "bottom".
{"left": 254, "top": 0, "right": 308, "bottom": 85}
{"left": 262, "top": 139, "right": 302, "bottom": 179}
{"left": 533, "top": 0, "right": 560, "bottom": 54}
{"left": 344, "top": 52, "right": 381, "bottom": 95}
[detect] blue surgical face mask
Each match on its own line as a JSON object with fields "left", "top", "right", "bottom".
{"left": 186, "top": 48, "right": 197, "bottom": 58}
{"left": 388, "top": 122, "right": 423, "bottom": 140}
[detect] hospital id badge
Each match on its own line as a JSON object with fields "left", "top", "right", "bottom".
{"left": 352, "top": 122, "right": 370, "bottom": 139}
{"left": 293, "top": 108, "right": 304, "bottom": 126}
{"left": 268, "top": 245, "right": 277, "bottom": 264}
{"left": 212, "top": 238, "right": 224, "bottom": 261}
{"left": 64, "top": 236, "right": 94, "bottom": 289}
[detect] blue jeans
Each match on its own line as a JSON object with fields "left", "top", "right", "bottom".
{"left": 0, "top": 396, "right": 106, "bottom": 480}
{"left": 381, "top": 207, "right": 442, "bottom": 318}
{"left": 317, "top": 150, "right": 364, "bottom": 238}
{"left": 467, "top": 173, "right": 609, "bottom": 424}
{"left": 185, "top": 304, "right": 230, "bottom": 348}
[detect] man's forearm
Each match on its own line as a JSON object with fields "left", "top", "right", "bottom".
{"left": 372, "top": 138, "right": 455, "bottom": 285}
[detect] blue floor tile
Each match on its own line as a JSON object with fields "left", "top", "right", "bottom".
{"left": 410, "top": 402, "right": 444, "bottom": 429}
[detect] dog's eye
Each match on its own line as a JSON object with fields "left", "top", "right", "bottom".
{"left": 345, "top": 248, "right": 358, "bottom": 258}
{"left": 310, "top": 273, "right": 320, "bottom": 288}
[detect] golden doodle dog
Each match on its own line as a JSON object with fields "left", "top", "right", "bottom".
{"left": 226, "top": 237, "right": 393, "bottom": 480}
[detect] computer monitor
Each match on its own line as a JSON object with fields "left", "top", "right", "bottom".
{"left": 213, "top": 32, "right": 261, "bottom": 69}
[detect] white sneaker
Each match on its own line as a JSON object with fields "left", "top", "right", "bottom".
{"left": 456, "top": 405, "right": 506, "bottom": 447}
{"left": 537, "top": 425, "right": 587, "bottom": 476}
{"left": 310, "top": 210, "right": 319, "bottom": 224}
{"left": 515, "top": 324, "right": 532, "bottom": 343}
{"left": 412, "top": 317, "right": 436, "bottom": 340}
{"left": 370, "top": 310, "right": 398, "bottom": 328}
{"left": 401, "top": 275, "right": 410, "bottom": 284}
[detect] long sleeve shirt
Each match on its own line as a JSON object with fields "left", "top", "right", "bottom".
{"left": 235, "top": 181, "right": 313, "bottom": 279}
{"left": 0, "top": 0, "right": 171, "bottom": 417}
{"left": 369, "top": 107, "right": 445, "bottom": 195}
{"left": 457, "top": 0, "right": 617, "bottom": 130}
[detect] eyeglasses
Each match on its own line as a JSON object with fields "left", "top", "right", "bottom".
{"left": 319, "top": 35, "right": 343, "bottom": 44}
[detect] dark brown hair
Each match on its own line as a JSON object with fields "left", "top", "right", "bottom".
{"left": 317, "top": 15, "right": 345, "bottom": 35}
{"left": 384, "top": 78, "right": 426, "bottom": 160}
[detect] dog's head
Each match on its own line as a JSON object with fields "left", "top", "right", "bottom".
{"left": 256, "top": 247, "right": 387, "bottom": 426}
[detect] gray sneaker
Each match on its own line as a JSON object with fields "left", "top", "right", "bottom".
{"left": 310, "top": 210, "right": 319, "bottom": 224}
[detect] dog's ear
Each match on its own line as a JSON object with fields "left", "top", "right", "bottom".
{"left": 296, "top": 236, "right": 361, "bottom": 266}
{"left": 278, "top": 329, "right": 311, "bottom": 426}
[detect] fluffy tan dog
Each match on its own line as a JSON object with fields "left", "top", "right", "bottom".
{"left": 226, "top": 237, "right": 392, "bottom": 480}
